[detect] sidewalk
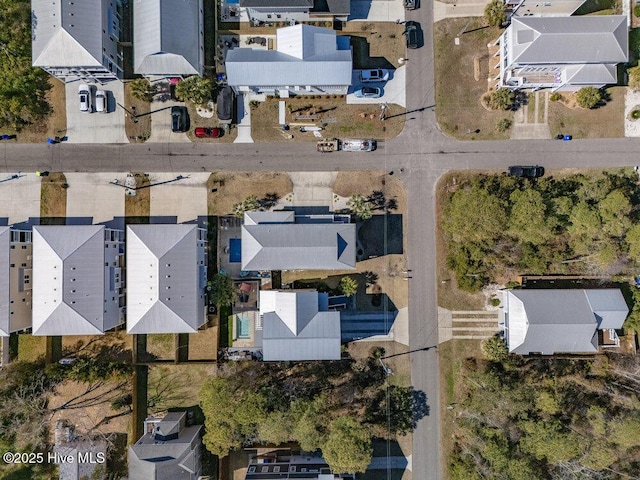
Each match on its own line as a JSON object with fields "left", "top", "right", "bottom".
{"left": 433, "top": 0, "right": 486, "bottom": 22}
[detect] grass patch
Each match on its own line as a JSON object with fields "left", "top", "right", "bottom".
{"left": 548, "top": 87, "right": 624, "bottom": 138}
{"left": 123, "top": 82, "right": 151, "bottom": 143}
{"left": 17, "top": 335, "right": 46, "bottom": 362}
{"left": 124, "top": 173, "right": 151, "bottom": 219}
{"left": 40, "top": 172, "right": 67, "bottom": 220}
{"left": 435, "top": 19, "right": 512, "bottom": 140}
{"left": 250, "top": 97, "right": 404, "bottom": 142}
{"left": 574, "top": 0, "right": 620, "bottom": 15}
{"left": 207, "top": 172, "right": 293, "bottom": 216}
{"left": 147, "top": 334, "right": 175, "bottom": 360}
{"left": 341, "top": 22, "right": 406, "bottom": 69}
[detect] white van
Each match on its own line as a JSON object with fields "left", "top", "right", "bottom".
{"left": 95, "top": 90, "right": 107, "bottom": 113}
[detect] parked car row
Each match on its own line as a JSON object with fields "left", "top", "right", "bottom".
{"left": 79, "top": 84, "right": 108, "bottom": 113}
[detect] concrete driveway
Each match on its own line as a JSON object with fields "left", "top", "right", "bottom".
{"left": 64, "top": 173, "right": 125, "bottom": 226}
{"left": 349, "top": 0, "right": 405, "bottom": 21}
{"left": 149, "top": 173, "right": 210, "bottom": 223}
{"left": 147, "top": 100, "right": 191, "bottom": 143}
{"left": 347, "top": 67, "right": 406, "bottom": 107}
{"left": 65, "top": 80, "right": 128, "bottom": 144}
{"left": 288, "top": 172, "right": 337, "bottom": 207}
{"left": 0, "top": 173, "right": 40, "bottom": 226}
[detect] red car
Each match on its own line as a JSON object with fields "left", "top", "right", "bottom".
{"left": 195, "top": 127, "right": 223, "bottom": 138}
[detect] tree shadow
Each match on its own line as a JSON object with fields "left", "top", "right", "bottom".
{"left": 412, "top": 388, "right": 430, "bottom": 422}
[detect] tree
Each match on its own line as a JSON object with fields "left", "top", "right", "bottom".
{"left": 519, "top": 420, "right": 583, "bottom": 463}
{"left": 575, "top": 87, "right": 602, "bottom": 109}
{"left": 481, "top": 335, "right": 509, "bottom": 362}
{"left": 486, "top": 88, "right": 514, "bottom": 110}
{"left": 232, "top": 195, "right": 261, "bottom": 218}
{"left": 258, "top": 411, "right": 293, "bottom": 445}
{"left": 129, "top": 78, "right": 154, "bottom": 102}
{"left": 629, "top": 65, "right": 640, "bottom": 91}
{"left": 291, "top": 397, "right": 329, "bottom": 451}
{"left": 322, "top": 417, "right": 372, "bottom": 474}
{"left": 444, "top": 187, "right": 507, "bottom": 246}
{"left": 347, "top": 194, "right": 373, "bottom": 220}
{"left": 174, "top": 76, "right": 213, "bottom": 105}
{"left": 210, "top": 273, "right": 234, "bottom": 307}
{"left": 508, "top": 189, "right": 553, "bottom": 245}
{"left": 626, "top": 223, "right": 640, "bottom": 259}
{"left": 339, "top": 276, "right": 358, "bottom": 297}
{"left": 484, "top": 0, "right": 507, "bottom": 27}
{"left": 0, "top": 1, "right": 51, "bottom": 129}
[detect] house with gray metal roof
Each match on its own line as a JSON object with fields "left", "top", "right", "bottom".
{"left": 239, "top": 0, "right": 350, "bottom": 23}
{"left": 260, "top": 289, "right": 341, "bottom": 361}
{"left": 225, "top": 24, "right": 352, "bottom": 96}
{"left": 133, "top": 0, "right": 204, "bottom": 77}
{"left": 126, "top": 225, "right": 207, "bottom": 334}
{"left": 501, "top": 289, "right": 628, "bottom": 355}
{"left": 129, "top": 412, "right": 203, "bottom": 480}
{"left": 496, "top": 15, "right": 628, "bottom": 91}
{"left": 241, "top": 211, "right": 356, "bottom": 270}
{"left": 31, "top": 0, "right": 123, "bottom": 81}
{"left": 245, "top": 449, "right": 353, "bottom": 479}
{"left": 508, "top": 0, "right": 586, "bottom": 17}
{"left": 32, "top": 226, "right": 125, "bottom": 336}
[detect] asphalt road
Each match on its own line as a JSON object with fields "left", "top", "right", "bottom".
{"left": 2, "top": 8, "right": 640, "bottom": 480}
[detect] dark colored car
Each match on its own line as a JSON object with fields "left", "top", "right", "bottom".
{"left": 195, "top": 127, "right": 223, "bottom": 138}
{"left": 405, "top": 21, "right": 421, "bottom": 49}
{"left": 507, "top": 165, "right": 545, "bottom": 178}
{"left": 171, "top": 106, "right": 189, "bottom": 133}
{"left": 217, "top": 86, "right": 234, "bottom": 123}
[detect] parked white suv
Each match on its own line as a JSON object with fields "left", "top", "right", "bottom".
{"left": 95, "top": 90, "right": 107, "bottom": 113}
{"left": 360, "top": 69, "right": 390, "bottom": 83}
{"left": 341, "top": 139, "right": 377, "bottom": 152}
{"left": 79, "top": 84, "right": 92, "bottom": 112}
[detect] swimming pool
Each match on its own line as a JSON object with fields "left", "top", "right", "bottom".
{"left": 235, "top": 313, "right": 251, "bottom": 339}
{"left": 226, "top": 0, "right": 239, "bottom": 4}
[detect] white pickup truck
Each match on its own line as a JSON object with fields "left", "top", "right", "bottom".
{"left": 341, "top": 139, "right": 377, "bottom": 152}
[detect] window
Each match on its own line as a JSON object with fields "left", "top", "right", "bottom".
{"left": 21, "top": 245, "right": 27, "bottom": 249}
{"left": 267, "top": 14, "right": 272, "bottom": 18}
{"left": 10, "top": 264, "right": 14, "bottom": 268}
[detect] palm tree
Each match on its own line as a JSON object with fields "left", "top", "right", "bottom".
{"left": 129, "top": 78, "right": 154, "bottom": 102}
{"left": 484, "top": 0, "right": 507, "bottom": 27}
{"left": 348, "top": 194, "right": 373, "bottom": 220}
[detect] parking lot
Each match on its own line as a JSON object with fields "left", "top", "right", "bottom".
{"left": 64, "top": 173, "right": 125, "bottom": 227}
{"left": 65, "top": 80, "right": 128, "bottom": 143}
{"left": 0, "top": 174, "right": 41, "bottom": 226}
{"left": 347, "top": 66, "right": 406, "bottom": 107}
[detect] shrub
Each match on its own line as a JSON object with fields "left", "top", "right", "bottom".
{"left": 549, "top": 92, "right": 562, "bottom": 102}
{"left": 249, "top": 100, "right": 259, "bottom": 109}
{"left": 575, "top": 87, "right": 602, "bottom": 109}
{"left": 482, "top": 336, "right": 509, "bottom": 362}
{"left": 487, "top": 88, "right": 515, "bottom": 110}
{"left": 490, "top": 297, "right": 501, "bottom": 307}
{"left": 496, "top": 118, "right": 512, "bottom": 132}
{"left": 632, "top": 110, "right": 640, "bottom": 120}
{"left": 635, "top": 4, "right": 640, "bottom": 16}
{"left": 340, "top": 276, "right": 359, "bottom": 297}
{"left": 174, "top": 76, "right": 213, "bottom": 105}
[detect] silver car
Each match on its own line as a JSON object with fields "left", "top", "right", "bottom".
{"left": 95, "top": 90, "right": 107, "bottom": 113}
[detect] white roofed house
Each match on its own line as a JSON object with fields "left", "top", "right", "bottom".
{"left": 259, "top": 289, "right": 341, "bottom": 361}
{"left": 225, "top": 24, "right": 352, "bottom": 97}
{"left": 496, "top": 15, "right": 628, "bottom": 91}
{"left": 501, "top": 289, "right": 629, "bottom": 355}
{"left": 32, "top": 226, "right": 125, "bottom": 336}
{"left": 241, "top": 211, "right": 356, "bottom": 271}
{"left": 133, "top": 0, "right": 204, "bottom": 78}
{"left": 31, "top": 0, "right": 124, "bottom": 82}
{"left": 239, "top": 0, "right": 350, "bottom": 23}
{"left": 126, "top": 225, "right": 207, "bottom": 334}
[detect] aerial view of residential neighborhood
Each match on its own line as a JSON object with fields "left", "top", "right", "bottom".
{"left": 2, "top": 0, "right": 640, "bottom": 478}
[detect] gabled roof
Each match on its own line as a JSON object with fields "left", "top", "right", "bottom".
{"left": 0, "top": 228, "right": 10, "bottom": 337}
{"left": 32, "top": 226, "right": 107, "bottom": 336}
{"left": 504, "top": 289, "right": 628, "bottom": 355}
{"left": 133, "top": 0, "right": 202, "bottom": 75}
{"left": 507, "top": 15, "right": 628, "bottom": 65}
{"left": 127, "top": 225, "right": 205, "bottom": 334}
{"left": 241, "top": 220, "right": 356, "bottom": 270}
{"left": 240, "top": 0, "right": 313, "bottom": 7}
{"left": 226, "top": 25, "right": 352, "bottom": 87}
{"left": 564, "top": 63, "right": 617, "bottom": 85}
{"left": 32, "top": 0, "right": 105, "bottom": 68}
{"left": 260, "top": 290, "right": 341, "bottom": 361}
